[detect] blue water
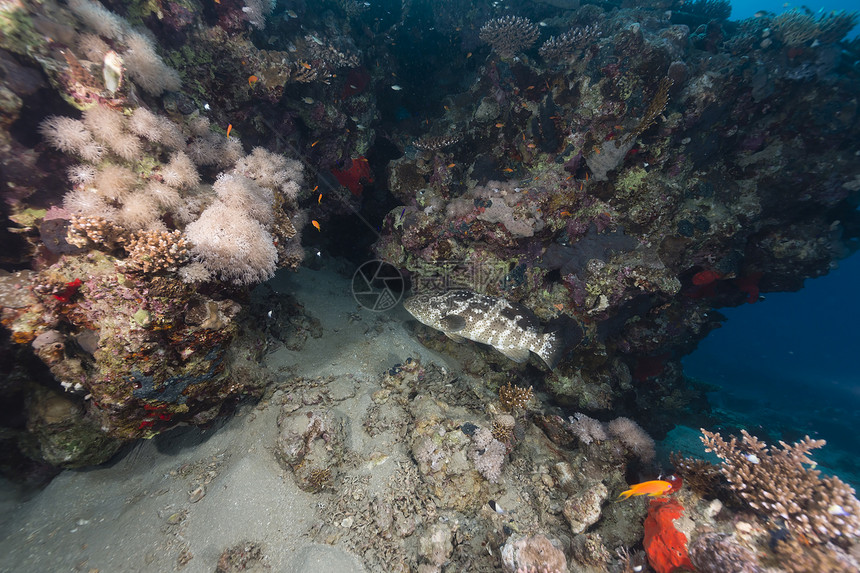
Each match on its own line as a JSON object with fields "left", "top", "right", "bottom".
{"left": 730, "top": 0, "right": 858, "bottom": 19}
{"left": 683, "top": 249, "right": 860, "bottom": 481}
{"left": 675, "top": 0, "right": 860, "bottom": 484}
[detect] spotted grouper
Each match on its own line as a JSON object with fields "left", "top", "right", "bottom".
{"left": 403, "top": 290, "right": 583, "bottom": 369}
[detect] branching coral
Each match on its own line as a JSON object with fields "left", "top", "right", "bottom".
{"left": 123, "top": 230, "right": 190, "bottom": 273}
{"left": 701, "top": 429, "right": 860, "bottom": 544}
{"left": 774, "top": 9, "right": 859, "bottom": 46}
{"left": 66, "top": 215, "right": 127, "bottom": 250}
{"left": 479, "top": 16, "right": 540, "bottom": 59}
{"left": 539, "top": 26, "right": 600, "bottom": 62}
{"left": 499, "top": 382, "right": 534, "bottom": 411}
{"left": 670, "top": 452, "right": 722, "bottom": 498}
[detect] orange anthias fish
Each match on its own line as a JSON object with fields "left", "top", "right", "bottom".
{"left": 248, "top": 75, "right": 258, "bottom": 86}
{"left": 311, "top": 220, "right": 321, "bottom": 231}
{"left": 618, "top": 479, "right": 675, "bottom": 500}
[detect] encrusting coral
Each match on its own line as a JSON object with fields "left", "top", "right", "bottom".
{"left": 701, "top": 429, "right": 860, "bottom": 544}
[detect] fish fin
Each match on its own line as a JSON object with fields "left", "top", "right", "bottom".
{"left": 444, "top": 332, "right": 465, "bottom": 343}
{"left": 498, "top": 346, "right": 530, "bottom": 363}
{"left": 534, "top": 315, "right": 585, "bottom": 369}
{"left": 440, "top": 314, "right": 466, "bottom": 332}
{"left": 617, "top": 490, "right": 633, "bottom": 500}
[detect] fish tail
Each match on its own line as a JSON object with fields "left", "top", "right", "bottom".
{"left": 617, "top": 491, "right": 633, "bottom": 501}
{"left": 534, "top": 316, "right": 585, "bottom": 369}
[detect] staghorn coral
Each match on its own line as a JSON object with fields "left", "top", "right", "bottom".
{"left": 491, "top": 414, "right": 516, "bottom": 445}
{"left": 817, "top": 11, "right": 860, "bottom": 43}
{"left": 479, "top": 16, "right": 540, "bottom": 59}
{"left": 701, "top": 429, "right": 860, "bottom": 544}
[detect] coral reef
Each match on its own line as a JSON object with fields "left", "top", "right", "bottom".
{"left": 373, "top": 0, "right": 860, "bottom": 442}
{"left": 0, "top": 0, "right": 859, "bottom": 570}
{"left": 0, "top": 0, "right": 314, "bottom": 464}
{"left": 701, "top": 429, "right": 860, "bottom": 544}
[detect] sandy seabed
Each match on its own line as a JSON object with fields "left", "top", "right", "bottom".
{"left": 0, "top": 260, "right": 447, "bottom": 573}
